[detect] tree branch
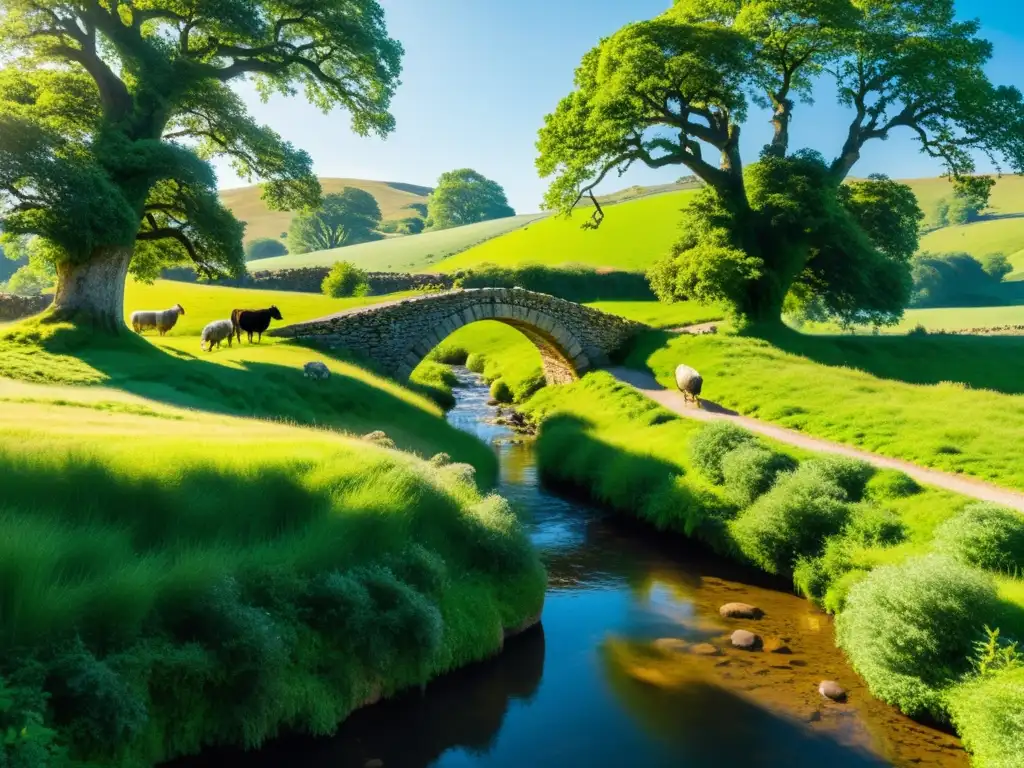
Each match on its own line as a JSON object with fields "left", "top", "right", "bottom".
{"left": 136, "top": 224, "right": 199, "bottom": 263}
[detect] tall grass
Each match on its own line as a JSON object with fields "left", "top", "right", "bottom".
{"left": 0, "top": 398, "right": 545, "bottom": 766}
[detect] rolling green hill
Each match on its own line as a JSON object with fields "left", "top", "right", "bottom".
{"left": 434, "top": 190, "right": 697, "bottom": 272}
{"left": 248, "top": 213, "right": 548, "bottom": 273}
{"left": 220, "top": 178, "right": 432, "bottom": 244}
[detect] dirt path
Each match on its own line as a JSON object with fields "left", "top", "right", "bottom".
{"left": 607, "top": 366, "right": 1024, "bottom": 512}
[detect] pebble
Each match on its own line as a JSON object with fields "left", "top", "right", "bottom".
{"left": 819, "top": 680, "right": 847, "bottom": 702}
{"left": 731, "top": 629, "right": 762, "bottom": 650}
{"left": 719, "top": 602, "right": 764, "bottom": 619}
{"left": 763, "top": 637, "right": 792, "bottom": 654}
{"left": 689, "top": 643, "right": 721, "bottom": 656}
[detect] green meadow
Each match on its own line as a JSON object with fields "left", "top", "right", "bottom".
{"left": 248, "top": 213, "right": 547, "bottom": 273}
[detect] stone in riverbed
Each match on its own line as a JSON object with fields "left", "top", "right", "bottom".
{"left": 731, "top": 630, "right": 762, "bottom": 650}
{"left": 763, "top": 637, "right": 791, "bottom": 654}
{"left": 653, "top": 638, "right": 689, "bottom": 654}
{"left": 819, "top": 680, "right": 847, "bottom": 702}
{"left": 690, "top": 643, "right": 721, "bottom": 656}
{"left": 719, "top": 602, "right": 764, "bottom": 619}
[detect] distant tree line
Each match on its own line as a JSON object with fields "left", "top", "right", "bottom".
{"left": 930, "top": 176, "right": 998, "bottom": 228}
{"left": 911, "top": 251, "right": 1014, "bottom": 307}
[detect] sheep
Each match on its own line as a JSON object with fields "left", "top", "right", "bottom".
{"left": 131, "top": 304, "right": 185, "bottom": 335}
{"left": 231, "top": 306, "right": 283, "bottom": 344}
{"left": 675, "top": 364, "right": 703, "bottom": 405}
{"left": 200, "top": 319, "right": 234, "bottom": 352}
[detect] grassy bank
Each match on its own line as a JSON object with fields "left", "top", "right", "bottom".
{"left": 626, "top": 325, "right": 1024, "bottom": 490}
{"left": 0, "top": 382, "right": 545, "bottom": 766}
{"left": 520, "top": 372, "right": 1024, "bottom": 764}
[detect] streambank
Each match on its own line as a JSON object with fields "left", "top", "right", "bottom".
{"left": 173, "top": 367, "right": 969, "bottom": 768}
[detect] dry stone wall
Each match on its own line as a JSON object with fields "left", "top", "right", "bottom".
{"left": 270, "top": 287, "right": 647, "bottom": 383}
{"left": 0, "top": 293, "right": 53, "bottom": 321}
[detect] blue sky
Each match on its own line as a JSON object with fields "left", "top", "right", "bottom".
{"left": 214, "top": 0, "right": 1024, "bottom": 213}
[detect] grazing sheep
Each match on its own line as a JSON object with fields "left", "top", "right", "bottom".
{"left": 131, "top": 304, "right": 185, "bottom": 335}
{"left": 200, "top": 319, "right": 234, "bottom": 351}
{"left": 675, "top": 364, "right": 703, "bottom": 405}
{"left": 303, "top": 361, "right": 330, "bottom": 380}
{"left": 231, "top": 306, "right": 283, "bottom": 344}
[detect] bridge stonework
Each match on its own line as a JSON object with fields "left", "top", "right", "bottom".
{"left": 269, "top": 288, "right": 647, "bottom": 383}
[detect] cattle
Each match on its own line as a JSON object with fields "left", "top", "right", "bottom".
{"left": 230, "top": 306, "right": 283, "bottom": 343}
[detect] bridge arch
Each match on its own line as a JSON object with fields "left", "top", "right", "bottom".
{"left": 270, "top": 288, "right": 645, "bottom": 384}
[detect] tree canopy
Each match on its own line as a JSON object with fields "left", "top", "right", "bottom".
{"left": 289, "top": 188, "right": 383, "bottom": 254}
{"left": 0, "top": 0, "right": 402, "bottom": 328}
{"left": 244, "top": 237, "right": 288, "bottom": 262}
{"left": 427, "top": 169, "right": 515, "bottom": 230}
{"left": 537, "top": 0, "right": 1024, "bottom": 325}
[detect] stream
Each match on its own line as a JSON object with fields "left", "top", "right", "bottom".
{"left": 180, "top": 367, "right": 968, "bottom": 767}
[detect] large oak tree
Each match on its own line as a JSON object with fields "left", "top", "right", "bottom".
{"left": 0, "top": 0, "right": 402, "bottom": 332}
{"left": 537, "top": 0, "right": 1024, "bottom": 326}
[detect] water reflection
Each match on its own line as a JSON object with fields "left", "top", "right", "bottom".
{"left": 169, "top": 368, "right": 966, "bottom": 768}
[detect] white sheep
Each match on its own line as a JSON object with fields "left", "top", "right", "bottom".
{"left": 200, "top": 319, "right": 234, "bottom": 352}
{"left": 131, "top": 304, "right": 185, "bottom": 335}
{"left": 675, "top": 364, "right": 703, "bottom": 405}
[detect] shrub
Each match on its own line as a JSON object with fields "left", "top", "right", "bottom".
{"left": 835, "top": 555, "right": 1000, "bottom": 718}
{"left": 933, "top": 503, "right": 1024, "bottom": 573}
{"left": 729, "top": 467, "right": 850, "bottom": 574}
{"left": 844, "top": 503, "right": 906, "bottom": 546}
{"left": 244, "top": 238, "right": 288, "bottom": 261}
{"left": 948, "top": 666, "right": 1024, "bottom": 767}
{"left": 455, "top": 262, "right": 653, "bottom": 302}
{"left": 6, "top": 265, "right": 51, "bottom": 297}
{"left": 429, "top": 344, "right": 469, "bottom": 365}
{"left": 865, "top": 469, "right": 921, "bottom": 500}
{"left": 321, "top": 261, "right": 370, "bottom": 298}
{"left": 798, "top": 456, "right": 874, "bottom": 501}
{"left": 690, "top": 422, "right": 757, "bottom": 484}
{"left": 720, "top": 445, "right": 796, "bottom": 506}
{"left": 466, "top": 352, "right": 487, "bottom": 374}
{"left": 490, "top": 379, "right": 513, "bottom": 403}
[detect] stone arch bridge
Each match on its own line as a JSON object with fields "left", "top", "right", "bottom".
{"left": 269, "top": 288, "right": 648, "bottom": 383}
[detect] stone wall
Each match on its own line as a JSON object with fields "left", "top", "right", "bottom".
{"left": 0, "top": 293, "right": 53, "bottom": 321}
{"left": 270, "top": 287, "right": 648, "bottom": 383}
{"left": 161, "top": 266, "right": 453, "bottom": 294}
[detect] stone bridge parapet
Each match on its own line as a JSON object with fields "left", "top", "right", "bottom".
{"left": 269, "top": 288, "right": 648, "bottom": 383}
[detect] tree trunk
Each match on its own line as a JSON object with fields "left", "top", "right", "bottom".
{"left": 48, "top": 246, "right": 133, "bottom": 334}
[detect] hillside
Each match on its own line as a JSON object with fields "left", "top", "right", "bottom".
{"left": 220, "top": 178, "right": 433, "bottom": 243}
{"left": 248, "top": 212, "right": 548, "bottom": 272}
{"left": 433, "top": 190, "right": 698, "bottom": 272}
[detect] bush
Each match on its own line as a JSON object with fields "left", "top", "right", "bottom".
{"left": 720, "top": 445, "right": 796, "bottom": 506}
{"left": 429, "top": 344, "right": 468, "bottom": 365}
{"left": 690, "top": 421, "right": 757, "bottom": 484}
{"left": 466, "top": 352, "right": 487, "bottom": 374}
{"left": 835, "top": 555, "right": 1000, "bottom": 718}
{"left": 933, "top": 503, "right": 1024, "bottom": 573}
{"left": 729, "top": 466, "right": 850, "bottom": 574}
{"left": 865, "top": 469, "right": 921, "bottom": 500}
{"left": 6, "top": 265, "right": 51, "bottom": 297}
{"left": 799, "top": 455, "right": 874, "bottom": 501}
{"left": 845, "top": 503, "right": 906, "bottom": 546}
{"left": 948, "top": 666, "right": 1024, "bottom": 768}
{"left": 322, "top": 261, "right": 370, "bottom": 298}
{"left": 455, "top": 262, "right": 654, "bottom": 302}
{"left": 490, "top": 379, "right": 513, "bottom": 404}
{"left": 244, "top": 238, "right": 288, "bottom": 261}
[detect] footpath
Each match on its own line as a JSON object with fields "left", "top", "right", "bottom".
{"left": 607, "top": 366, "right": 1024, "bottom": 513}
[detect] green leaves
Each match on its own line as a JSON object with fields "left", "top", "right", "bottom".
{"left": 288, "top": 188, "right": 383, "bottom": 254}
{"left": 426, "top": 169, "right": 515, "bottom": 231}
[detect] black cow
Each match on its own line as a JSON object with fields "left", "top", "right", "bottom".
{"left": 231, "top": 306, "right": 284, "bottom": 343}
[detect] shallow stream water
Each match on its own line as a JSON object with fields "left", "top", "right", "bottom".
{"left": 178, "top": 368, "right": 967, "bottom": 768}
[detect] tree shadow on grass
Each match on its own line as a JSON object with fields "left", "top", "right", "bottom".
{"left": 753, "top": 324, "right": 1024, "bottom": 395}
{"left": 9, "top": 321, "right": 496, "bottom": 482}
